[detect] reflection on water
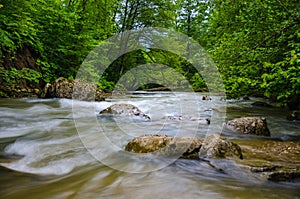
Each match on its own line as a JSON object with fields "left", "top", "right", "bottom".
{"left": 0, "top": 92, "right": 299, "bottom": 199}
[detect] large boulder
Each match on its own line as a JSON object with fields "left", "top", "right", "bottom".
{"left": 100, "top": 103, "right": 151, "bottom": 120}
{"left": 41, "top": 77, "right": 107, "bottom": 101}
{"left": 224, "top": 117, "right": 270, "bottom": 136}
{"left": 125, "top": 134, "right": 202, "bottom": 159}
{"left": 199, "top": 134, "right": 243, "bottom": 160}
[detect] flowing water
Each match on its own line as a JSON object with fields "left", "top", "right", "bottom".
{"left": 0, "top": 92, "right": 299, "bottom": 199}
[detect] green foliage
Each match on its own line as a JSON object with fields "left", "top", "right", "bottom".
{"left": 36, "top": 59, "right": 58, "bottom": 83}
{"left": 115, "top": 0, "right": 177, "bottom": 32}
{"left": 0, "top": 0, "right": 103, "bottom": 82}
{"left": 175, "top": 0, "right": 210, "bottom": 47}
{"left": 0, "top": 67, "right": 42, "bottom": 87}
{"left": 97, "top": 79, "right": 115, "bottom": 91}
{"left": 0, "top": 0, "right": 41, "bottom": 55}
{"left": 208, "top": 0, "right": 300, "bottom": 104}
{"left": 191, "top": 73, "right": 208, "bottom": 92}
{"left": 32, "top": 0, "right": 91, "bottom": 77}
{"left": 261, "top": 32, "right": 300, "bottom": 106}
{"left": 0, "top": 0, "right": 299, "bottom": 108}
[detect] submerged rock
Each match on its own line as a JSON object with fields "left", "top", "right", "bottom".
{"left": 224, "top": 117, "right": 270, "bottom": 136}
{"left": 165, "top": 115, "right": 210, "bottom": 124}
{"left": 125, "top": 134, "right": 202, "bottom": 159}
{"left": 100, "top": 103, "right": 150, "bottom": 120}
{"left": 199, "top": 134, "right": 243, "bottom": 160}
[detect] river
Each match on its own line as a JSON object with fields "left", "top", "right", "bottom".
{"left": 0, "top": 92, "right": 299, "bottom": 199}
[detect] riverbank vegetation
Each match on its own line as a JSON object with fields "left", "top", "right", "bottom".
{"left": 0, "top": 0, "right": 299, "bottom": 107}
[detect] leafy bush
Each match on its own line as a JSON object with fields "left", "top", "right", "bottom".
{"left": 36, "top": 59, "right": 58, "bottom": 83}
{"left": 261, "top": 34, "right": 300, "bottom": 106}
{"left": 97, "top": 78, "right": 115, "bottom": 91}
{"left": 0, "top": 67, "right": 41, "bottom": 87}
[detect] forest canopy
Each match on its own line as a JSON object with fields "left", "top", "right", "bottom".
{"left": 0, "top": 0, "right": 299, "bottom": 107}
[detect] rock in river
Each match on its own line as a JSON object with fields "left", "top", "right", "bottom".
{"left": 100, "top": 103, "right": 151, "bottom": 120}
{"left": 199, "top": 134, "right": 243, "bottom": 160}
{"left": 165, "top": 115, "right": 210, "bottom": 124}
{"left": 234, "top": 139, "right": 300, "bottom": 182}
{"left": 224, "top": 117, "right": 270, "bottom": 136}
{"left": 125, "top": 134, "right": 202, "bottom": 159}
{"left": 125, "top": 134, "right": 244, "bottom": 160}
{"left": 287, "top": 110, "right": 300, "bottom": 121}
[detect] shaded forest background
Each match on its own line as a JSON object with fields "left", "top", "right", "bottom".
{"left": 0, "top": 0, "right": 299, "bottom": 107}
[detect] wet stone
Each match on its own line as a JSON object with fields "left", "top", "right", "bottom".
{"left": 100, "top": 103, "right": 151, "bottom": 120}
{"left": 125, "top": 134, "right": 202, "bottom": 159}
{"left": 224, "top": 117, "right": 270, "bottom": 136}
{"left": 164, "top": 115, "right": 210, "bottom": 124}
{"left": 199, "top": 134, "right": 243, "bottom": 160}
{"left": 287, "top": 110, "right": 300, "bottom": 121}
{"left": 267, "top": 168, "right": 300, "bottom": 182}
{"left": 234, "top": 139, "right": 300, "bottom": 182}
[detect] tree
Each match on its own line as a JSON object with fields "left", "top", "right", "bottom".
{"left": 175, "top": 0, "right": 210, "bottom": 46}
{"left": 208, "top": 0, "right": 300, "bottom": 104}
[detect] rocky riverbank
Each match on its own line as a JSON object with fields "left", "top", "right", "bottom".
{"left": 235, "top": 139, "right": 300, "bottom": 182}
{"left": 0, "top": 77, "right": 110, "bottom": 101}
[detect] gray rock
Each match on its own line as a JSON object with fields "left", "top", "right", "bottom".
{"left": 224, "top": 117, "right": 270, "bottom": 136}
{"left": 199, "top": 134, "right": 243, "bottom": 160}
{"left": 100, "top": 103, "right": 150, "bottom": 120}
